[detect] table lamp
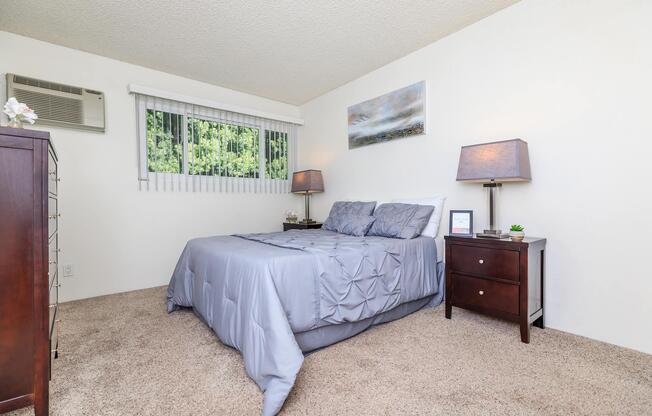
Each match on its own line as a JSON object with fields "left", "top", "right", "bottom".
{"left": 456, "top": 139, "right": 531, "bottom": 238}
{"left": 291, "top": 169, "right": 324, "bottom": 224}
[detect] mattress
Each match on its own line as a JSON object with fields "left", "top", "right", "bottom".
{"left": 435, "top": 236, "right": 444, "bottom": 263}
{"left": 167, "top": 229, "right": 443, "bottom": 415}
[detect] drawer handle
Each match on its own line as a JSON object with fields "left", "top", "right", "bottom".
{"left": 478, "top": 259, "right": 484, "bottom": 264}
{"left": 56, "top": 249, "right": 61, "bottom": 253}
{"left": 56, "top": 177, "right": 61, "bottom": 182}
{"left": 49, "top": 260, "right": 57, "bottom": 264}
{"left": 48, "top": 303, "right": 57, "bottom": 309}
{"left": 478, "top": 290, "right": 484, "bottom": 295}
{"left": 48, "top": 214, "right": 61, "bottom": 219}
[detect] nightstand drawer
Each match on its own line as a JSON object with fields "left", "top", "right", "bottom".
{"left": 283, "top": 222, "right": 323, "bottom": 231}
{"left": 450, "top": 244, "right": 519, "bottom": 281}
{"left": 451, "top": 274, "right": 519, "bottom": 315}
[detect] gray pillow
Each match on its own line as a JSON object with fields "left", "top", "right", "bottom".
{"left": 367, "top": 203, "right": 434, "bottom": 239}
{"left": 323, "top": 201, "right": 377, "bottom": 231}
{"left": 336, "top": 214, "right": 376, "bottom": 237}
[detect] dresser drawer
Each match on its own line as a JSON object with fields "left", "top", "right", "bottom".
{"left": 50, "top": 318, "right": 59, "bottom": 380}
{"left": 50, "top": 320, "right": 58, "bottom": 355}
{"left": 48, "top": 149, "right": 58, "bottom": 196}
{"left": 49, "top": 302, "right": 57, "bottom": 337}
{"left": 49, "top": 235, "right": 59, "bottom": 259}
{"left": 49, "top": 237, "right": 59, "bottom": 286}
{"left": 49, "top": 277, "right": 58, "bottom": 306}
{"left": 48, "top": 196, "right": 58, "bottom": 239}
{"left": 48, "top": 255, "right": 58, "bottom": 287}
{"left": 451, "top": 274, "right": 519, "bottom": 315}
{"left": 450, "top": 244, "right": 520, "bottom": 281}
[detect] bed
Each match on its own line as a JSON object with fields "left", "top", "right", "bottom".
{"left": 167, "top": 202, "right": 445, "bottom": 415}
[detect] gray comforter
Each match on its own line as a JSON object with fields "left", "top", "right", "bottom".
{"left": 167, "top": 229, "right": 440, "bottom": 415}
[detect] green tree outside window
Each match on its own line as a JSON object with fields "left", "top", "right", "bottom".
{"left": 146, "top": 110, "right": 288, "bottom": 180}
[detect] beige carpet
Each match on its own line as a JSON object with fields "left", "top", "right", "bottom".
{"left": 8, "top": 286, "right": 651, "bottom": 416}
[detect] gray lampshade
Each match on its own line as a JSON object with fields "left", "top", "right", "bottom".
{"left": 291, "top": 169, "right": 324, "bottom": 193}
{"left": 456, "top": 139, "right": 531, "bottom": 183}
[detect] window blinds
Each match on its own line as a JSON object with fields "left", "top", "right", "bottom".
{"left": 135, "top": 93, "right": 298, "bottom": 193}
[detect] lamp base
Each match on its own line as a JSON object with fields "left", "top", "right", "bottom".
{"left": 477, "top": 229, "right": 509, "bottom": 239}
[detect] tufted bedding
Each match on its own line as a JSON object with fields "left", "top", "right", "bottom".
{"left": 167, "top": 229, "right": 442, "bottom": 415}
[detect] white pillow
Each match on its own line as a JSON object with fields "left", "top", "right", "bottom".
{"left": 391, "top": 196, "right": 446, "bottom": 237}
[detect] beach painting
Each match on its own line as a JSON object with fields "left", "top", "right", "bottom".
{"left": 348, "top": 81, "right": 425, "bottom": 149}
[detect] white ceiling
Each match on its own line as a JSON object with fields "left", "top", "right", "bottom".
{"left": 0, "top": 0, "right": 518, "bottom": 105}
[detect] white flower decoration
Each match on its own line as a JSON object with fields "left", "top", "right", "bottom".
{"left": 3, "top": 97, "right": 38, "bottom": 124}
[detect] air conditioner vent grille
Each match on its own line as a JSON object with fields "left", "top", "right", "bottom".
{"left": 14, "top": 88, "right": 83, "bottom": 125}
{"left": 13, "top": 75, "right": 83, "bottom": 95}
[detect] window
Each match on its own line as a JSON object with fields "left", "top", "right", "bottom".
{"left": 137, "top": 94, "right": 296, "bottom": 192}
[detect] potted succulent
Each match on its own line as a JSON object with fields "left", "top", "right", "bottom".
{"left": 509, "top": 224, "right": 525, "bottom": 241}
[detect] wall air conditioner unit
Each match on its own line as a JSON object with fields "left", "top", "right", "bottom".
{"left": 6, "top": 73, "right": 105, "bottom": 132}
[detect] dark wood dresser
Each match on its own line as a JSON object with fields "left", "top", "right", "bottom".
{"left": 0, "top": 127, "right": 59, "bottom": 415}
{"left": 444, "top": 235, "right": 546, "bottom": 343}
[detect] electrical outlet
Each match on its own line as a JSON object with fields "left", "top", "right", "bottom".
{"left": 63, "top": 264, "right": 74, "bottom": 277}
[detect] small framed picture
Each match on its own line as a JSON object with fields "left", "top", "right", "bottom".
{"left": 449, "top": 210, "right": 473, "bottom": 237}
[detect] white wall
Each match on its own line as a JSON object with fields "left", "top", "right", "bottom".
{"left": 0, "top": 31, "right": 303, "bottom": 302}
{"left": 298, "top": 0, "right": 652, "bottom": 354}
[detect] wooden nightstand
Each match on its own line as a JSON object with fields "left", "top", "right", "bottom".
{"left": 283, "top": 222, "right": 323, "bottom": 231}
{"left": 444, "top": 235, "right": 546, "bottom": 343}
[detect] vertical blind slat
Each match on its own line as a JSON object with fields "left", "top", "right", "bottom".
{"left": 267, "top": 120, "right": 271, "bottom": 193}
{"left": 153, "top": 97, "right": 159, "bottom": 192}
{"left": 218, "top": 110, "right": 224, "bottom": 192}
